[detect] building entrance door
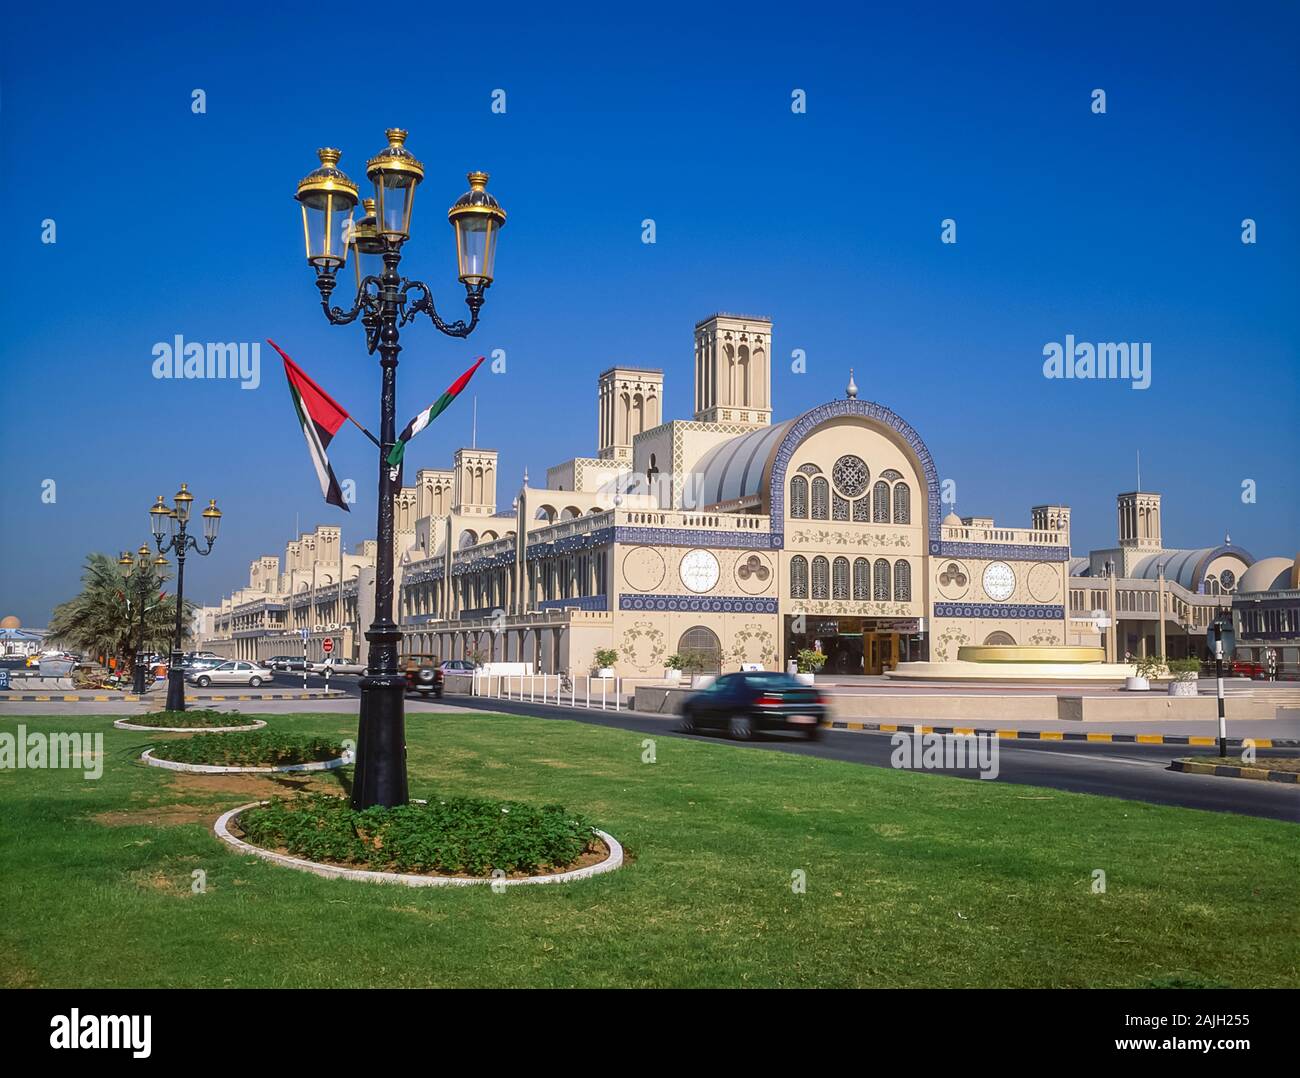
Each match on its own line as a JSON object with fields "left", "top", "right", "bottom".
{"left": 864, "top": 632, "right": 899, "bottom": 675}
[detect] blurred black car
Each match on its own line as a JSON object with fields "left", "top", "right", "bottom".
{"left": 678, "top": 671, "right": 828, "bottom": 740}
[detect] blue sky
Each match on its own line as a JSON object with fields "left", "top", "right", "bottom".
{"left": 1, "top": 1, "right": 1296, "bottom": 624}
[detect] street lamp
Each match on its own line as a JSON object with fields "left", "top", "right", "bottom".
{"left": 118, "top": 544, "right": 155, "bottom": 694}
{"left": 151, "top": 486, "right": 222, "bottom": 710}
{"left": 294, "top": 129, "right": 505, "bottom": 810}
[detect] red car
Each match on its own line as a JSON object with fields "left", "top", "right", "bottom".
{"left": 1228, "top": 658, "right": 1265, "bottom": 679}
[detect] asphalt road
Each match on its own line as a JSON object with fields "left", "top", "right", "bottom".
{"left": 435, "top": 692, "right": 1300, "bottom": 824}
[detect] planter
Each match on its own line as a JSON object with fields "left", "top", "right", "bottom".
{"left": 214, "top": 801, "right": 625, "bottom": 888}
{"left": 1168, "top": 679, "right": 1199, "bottom": 697}
{"left": 663, "top": 668, "right": 682, "bottom": 682}
{"left": 1124, "top": 676, "right": 1150, "bottom": 692}
{"left": 795, "top": 672, "right": 816, "bottom": 686}
{"left": 141, "top": 748, "right": 352, "bottom": 774}
{"left": 595, "top": 667, "right": 615, "bottom": 679}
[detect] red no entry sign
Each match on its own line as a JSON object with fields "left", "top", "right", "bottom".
{"left": 322, "top": 638, "right": 334, "bottom": 654}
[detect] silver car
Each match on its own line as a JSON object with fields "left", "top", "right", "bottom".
{"left": 186, "top": 660, "right": 275, "bottom": 688}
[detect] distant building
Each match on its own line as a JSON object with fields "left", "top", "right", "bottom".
{"left": 1232, "top": 555, "right": 1300, "bottom": 678}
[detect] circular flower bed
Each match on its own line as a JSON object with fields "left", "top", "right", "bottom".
{"left": 144, "top": 731, "right": 346, "bottom": 770}
{"left": 115, "top": 709, "right": 265, "bottom": 732}
{"left": 231, "top": 793, "right": 610, "bottom": 880}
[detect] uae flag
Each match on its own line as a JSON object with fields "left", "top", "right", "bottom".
{"left": 268, "top": 339, "right": 350, "bottom": 512}
{"left": 387, "top": 356, "right": 485, "bottom": 468}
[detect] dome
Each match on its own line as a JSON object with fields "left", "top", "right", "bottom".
{"left": 0, "top": 615, "right": 19, "bottom": 629}
{"left": 943, "top": 511, "right": 962, "bottom": 526}
{"left": 1238, "top": 557, "right": 1296, "bottom": 594}
{"left": 1130, "top": 545, "right": 1254, "bottom": 591}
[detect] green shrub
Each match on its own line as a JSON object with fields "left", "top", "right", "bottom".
{"left": 1167, "top": 657, "right": 1202, "bottom": 681}
{"left": 134, "top": 709, "right": 257, "bottom": 728}
{"left": 594, "top": 648, "right": 619, "bottom": 668}
{"left": 149, "top": 731, "right": 343, "bottom": 767}
{"left": 796, "top": 649, "right": 827, "bottom": 674}
{"left": 238, "top": 794, "right": 599, "bottom": 876}
{"left": 1131, "top": 653, "right": 1166, "bottom": 680}
{"left": 663, "top": 653, "right": 684, "bottom": 671}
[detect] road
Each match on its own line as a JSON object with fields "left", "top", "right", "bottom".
{"left": 434, "top": 692, "right": 1300, "bottom": 824}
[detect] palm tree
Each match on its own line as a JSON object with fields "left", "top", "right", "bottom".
{"left": 47, "top": 553, "right": 193, "bottom": 674}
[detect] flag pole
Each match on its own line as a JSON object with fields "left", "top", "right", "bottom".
{"left": 348, "top": 415, "right": 382, "bottom": 449}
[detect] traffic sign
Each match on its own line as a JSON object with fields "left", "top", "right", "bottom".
{"left": 322, "top": 638, "right": 334, "bottom": 655}
{"left": 1208, "top": 621, "right": 1235, "bottom": 658}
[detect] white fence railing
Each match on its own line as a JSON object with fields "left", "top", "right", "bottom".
{"left": 443, "top": 671, "right": 623, "bottom": 711}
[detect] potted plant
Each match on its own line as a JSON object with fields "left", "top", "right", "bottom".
{"left": 663, "top": 653, "right": 684, "bottom": 682}
{"left": 594, "top": 648, "right": 618, "bottom": 678}
{"left": 1125, "top": 653, "right": 1164, "bottom": 691}
{"left": 795, "top": 648, "right": 827, "bottom": 686}
{"left": 1166, "top": 657, "right": 1201, "bottom": 697}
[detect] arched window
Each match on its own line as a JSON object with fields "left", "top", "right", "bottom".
{"left": 811, "top": 478, "right": 830, "bottom": 520}
{"left": 832, "top": 557, "right": 850, "bottom": 599}
{"left": 983, "top": 631, "right": 1016, "bottom": 645}
{"left": 853, "top": 557, "right": 870, "bottom": 599}
{"left": 894, "top": 559, "right": 912, "bottom": 601}
{"left": 832, "top": 493, "right": 849, "bottom": 521}
{"left": 893, "top": 481, "right": 911, "bottom": 524}
{"left": 853, "top": 497, "right": 869, "bottom": 522}
{"left": 790, "top": 476, "right": 809, "bottom": 519}
{"left": 678, "top": 626, "right": 722, "bottom": 675}
{"left": 790, "top": 555, "right": 809, "bottom": 599}
{"left": 812, "top": 556, "right": 830, "bottom": 599}
{"left": 873, "top": 558, "right": 891, "bottom": 600}
{"left": 872, "top": 481, "right": 890, "bottom": 523}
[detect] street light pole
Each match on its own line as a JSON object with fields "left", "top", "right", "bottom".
{"left": 294, "top": 132, "right": 505, "bottom": 811}
{"left": 151, "top": 487, "right": 222, "bottom": 712}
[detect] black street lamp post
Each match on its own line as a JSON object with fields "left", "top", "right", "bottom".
{"left": 150, "top": 485, "right": 222, "bottom": 711}
{"left": 119, "top": 544, "right": 166, "bottom": 694}
{"left": 294, "top": 132, "right": 505, "bottom": 810}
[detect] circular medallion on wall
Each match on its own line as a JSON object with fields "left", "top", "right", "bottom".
{"left": 734, "top": 552, "right": 773, "bottom": 594}
{"left": 831, "top": 454, "right": 870, "bottom": 498}
{"left": 981, "top": 561, "right": 1016, "bottom": 602}
{"left": 622, "top": 546, "right": 666, "bottom": 592}
{"left": 679, "top": 549, "right": 720, "bottom": 594}
{"left": 1027, "top": 562, "right": 1060, "bottom": 603}
{"left": 936, "top": 559, "right": 971, "bottom": 600}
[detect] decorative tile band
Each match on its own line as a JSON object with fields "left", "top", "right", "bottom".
{"left": 538, "top": 595, "right": 609, "bottom": 612}
{"left": 932, "top": 541, "right": 1072, "bottom": 563}
{"left": 619, "top": 594, "right": 779, "bottom": 614}
{"left": 933, "top": 602, "right": 1065, "bottom": 620}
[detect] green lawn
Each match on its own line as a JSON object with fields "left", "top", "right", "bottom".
{"left": 1, "top": 711, "right": 1296, "bottom": 987}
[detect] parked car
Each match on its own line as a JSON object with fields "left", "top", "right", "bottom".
{"left": 404, "top": 655, "right": 445, "bottom": 697}
{"left": 438, "top": 659, "right": 478, "bottom": 674}
{"left": 180, "top": 656, "right": 225, "bottom": 673}
{"left": 678, "top": 671, "right": 828, "bottom": 740}
{"left": 264, "top": 655, "right": 307, "bottom": 672}
{"left": 307, "top": 657, "right": 365, "bottom": 675}
{"left": 186, "top": 660, "right": 275, "bottom": 688}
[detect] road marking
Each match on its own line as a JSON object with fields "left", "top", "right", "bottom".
{"left": 1027, "top": 749, "right": 1165, "bottom": 769}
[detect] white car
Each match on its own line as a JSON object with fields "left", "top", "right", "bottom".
{"left": 186, "top": 660, "right": 275, "bottom": 688}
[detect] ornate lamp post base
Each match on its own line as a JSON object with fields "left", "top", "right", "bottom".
{"left": 165, "top": 662, "right": 186, "bottom": 711}
{"left": 352, "top": 623, "right": 409, "bottom": 808}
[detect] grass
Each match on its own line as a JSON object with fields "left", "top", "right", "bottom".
{"left": 1, "top": 711, "right": 1297, "bottom": 987}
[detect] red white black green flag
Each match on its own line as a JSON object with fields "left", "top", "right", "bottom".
{"left": 387, "top": 356, "right": 485, "bottom": 468}
{"left": 268, "top": 339, "right": 350, "bottom": 512}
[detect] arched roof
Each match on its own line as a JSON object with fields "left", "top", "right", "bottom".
{"left": 1130, "top": 545, "right": 1254, "bottom": 591}
{"left": 694, "top": 419, "right": 796, "bottom": 507}
{"left": 1069, "top": 557, "right": 1091, "bottom": 577}
{"left": 1238, "top": 556, "right": 1295, "bottom": 594}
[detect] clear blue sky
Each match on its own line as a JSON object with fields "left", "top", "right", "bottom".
{"left": 1, "top": 1, "right": 1296, "bottom": 625}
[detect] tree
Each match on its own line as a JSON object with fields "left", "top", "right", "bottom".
{"left": 46, "top": 553, "right": 193, "bottom": 673}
